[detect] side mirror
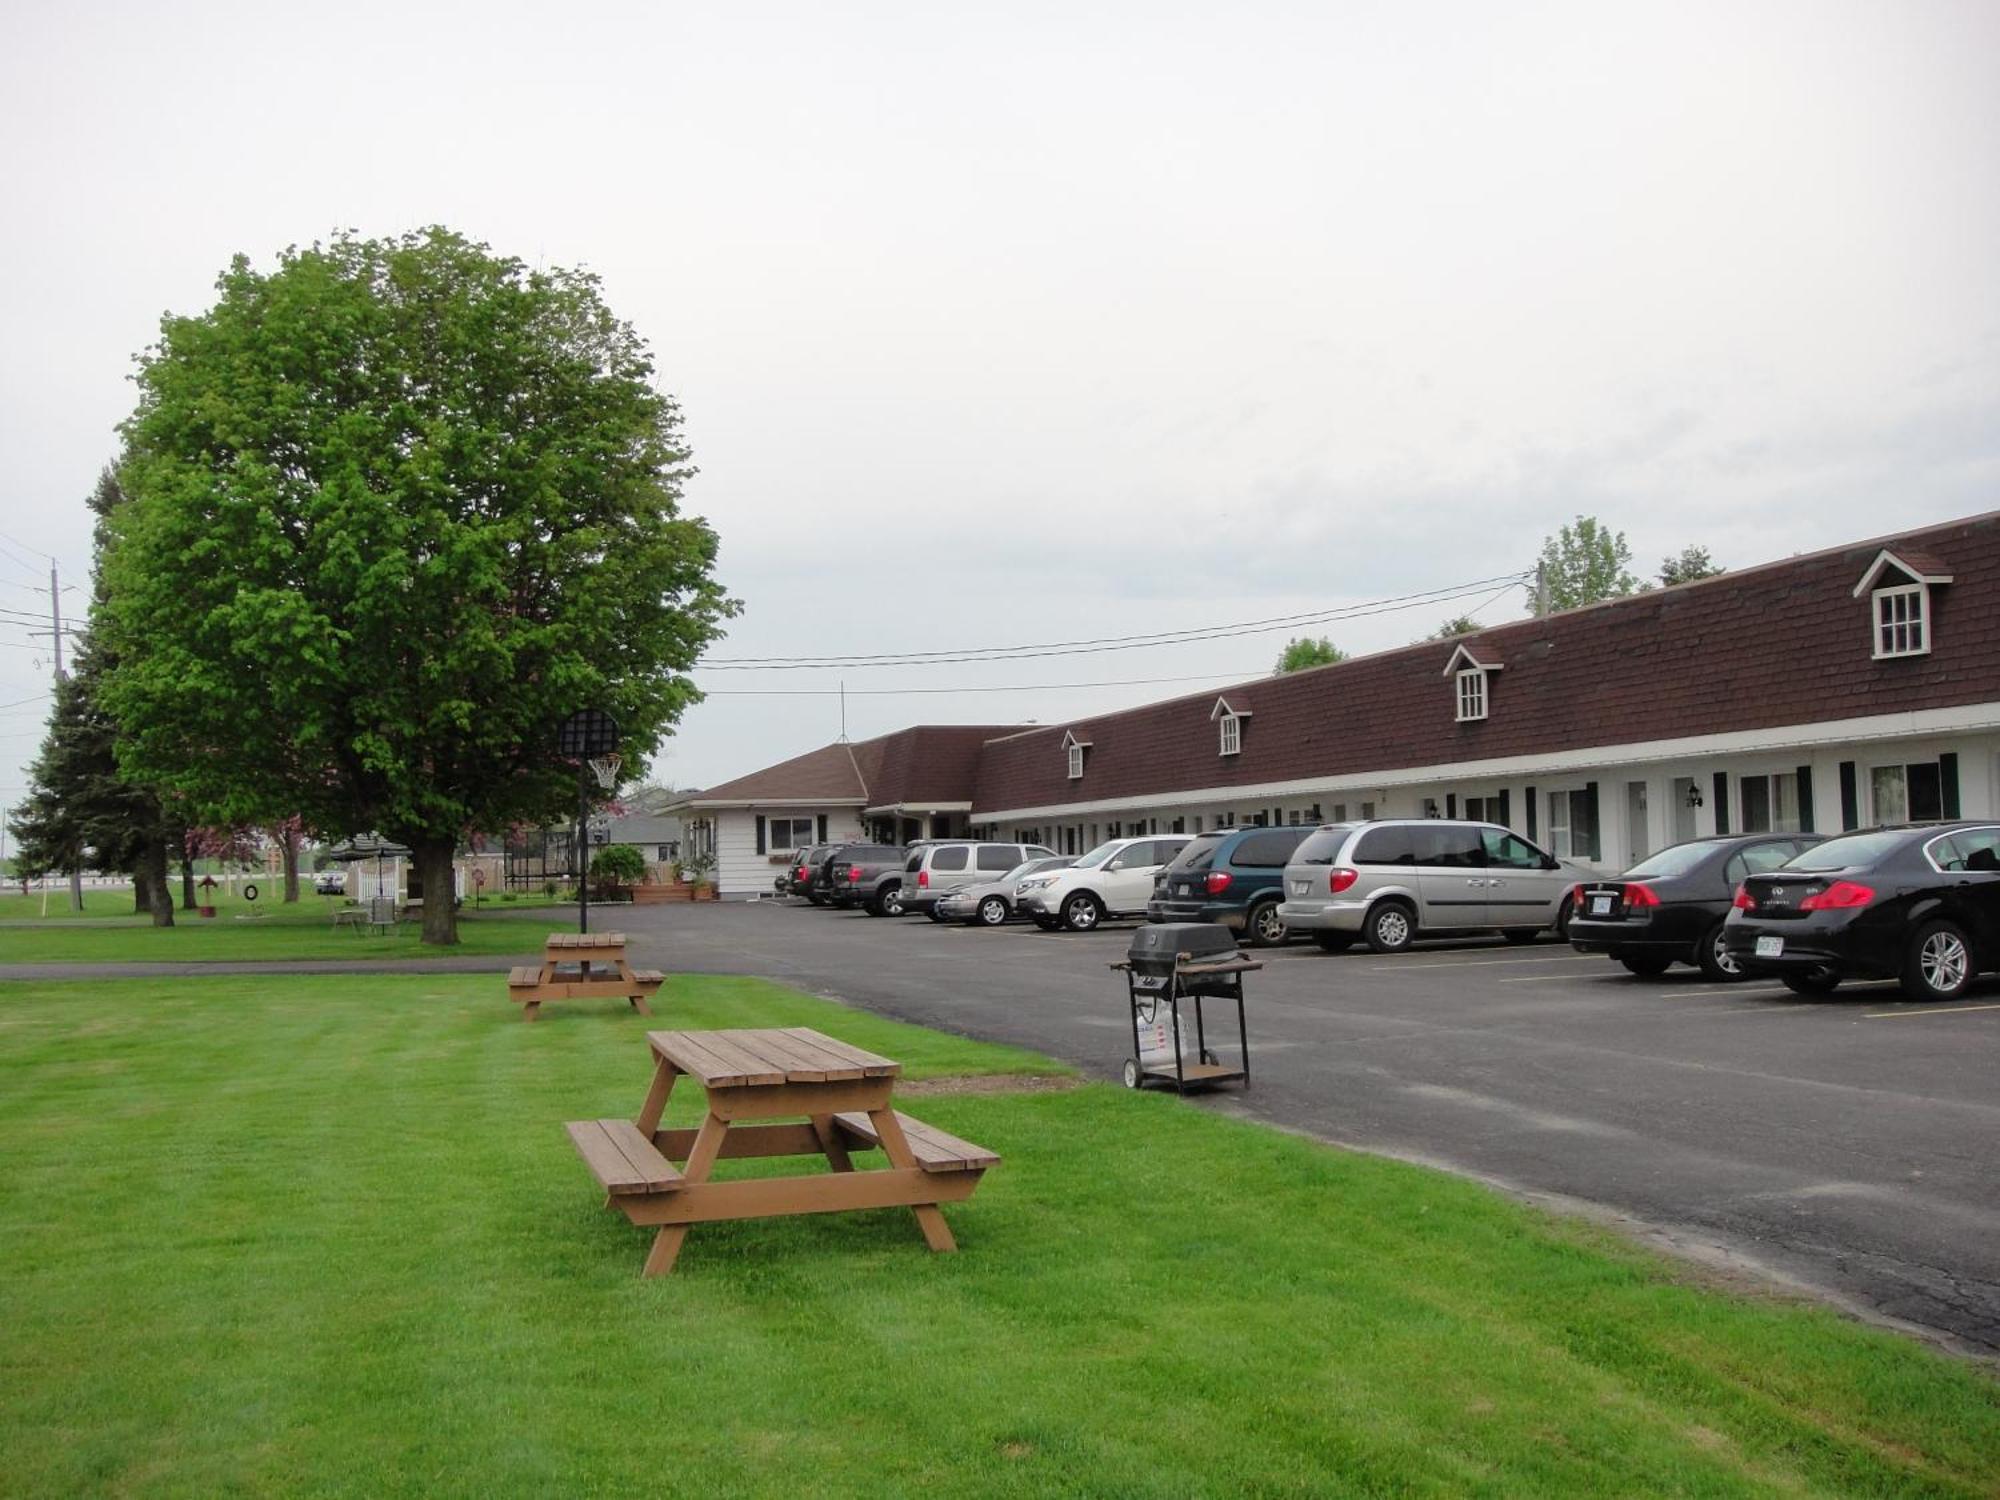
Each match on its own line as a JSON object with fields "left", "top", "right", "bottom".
{"left": 1543, "top": 855, "right": 1560, "bottom": 871}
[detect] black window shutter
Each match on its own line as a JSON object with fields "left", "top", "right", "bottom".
{"left": 816, "top": 814, "right": 828, "bottom": 842}
{"left": 1445, "top": 793, "right": 1457, "bottom": 819}
{"left": 1496, "top": 788, "right": 1511, "bottom": 829}
{"left": 1793, "top": 766, "right": 1815, "bottom": 832}
{"left": 1525, "top": 786, "right": 1538, "bottom": 841}
{"left": 1583, "top": 781, "right": 1601, "bottom": 861}
{"left": 1941, "top": 753, "right": 1961, "bottom": 818}
{"left": 1712, "top": 772, "right": 1730, "bottom": 835}
{"left": 754, "top": 815, "right": 767, "bottom": 855}
{"left": 1838, "top": 761, "right": 1858, "bottom": 830}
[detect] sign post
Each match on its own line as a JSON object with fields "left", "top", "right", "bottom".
{"left": 557, "top": 709, "right": 621, "bottom": 935}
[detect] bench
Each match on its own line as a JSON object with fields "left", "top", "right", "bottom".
{"left": 832, "top": 1110, "right": 1001, "bottom": 1173}
{"left": 508, "top": 965, "right": 542, "bottom": 989}
{"left": 565, "top": 1119, "right": 685, "bottom": 1196}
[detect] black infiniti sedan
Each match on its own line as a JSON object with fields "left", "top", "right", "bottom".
{"left": 1724, "top": 822, "right": 2000, "bottom": 1000}
{"left": 1569, "top": 833, "right": 1825, "bottom": 980}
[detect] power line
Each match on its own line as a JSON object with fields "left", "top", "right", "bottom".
{"left": 698, "top": 572, "right": 1530, "bottom": 671}
{"left": 702, "top": 671, "right": 1256, "bottom": 697}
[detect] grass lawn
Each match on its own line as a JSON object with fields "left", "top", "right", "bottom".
{"left": 0, "top": 888, "right": 571, "bottom": 963}
{"left": 2, "top": 974, "right": 1995, "bottom": 1498}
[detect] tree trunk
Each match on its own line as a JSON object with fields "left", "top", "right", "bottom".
{"left": 180, "top": 854, "right": 196, "bottom": 910}
{"left": 146, "top": 839, "right": 174, "bottom": 927}
{"left": 414, "top": 841, "right": 458, "bottom": 945}
{"left": 132, "top": 863, "right": 151, "bottom": 915}
{"left": 281, "top": 825, "right": 300, "bottom": 903}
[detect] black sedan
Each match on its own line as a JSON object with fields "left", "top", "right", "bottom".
{"left": 1570, "top": 833, "right": 1825, "bottom": 979}
{"left": 1724, "top": 822, "right": 2000, "bottom": 1000}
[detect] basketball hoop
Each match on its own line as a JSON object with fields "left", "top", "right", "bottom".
{"left": 587, "top": 753, "right": 622, "bottom": 791}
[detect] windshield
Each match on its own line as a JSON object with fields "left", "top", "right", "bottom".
{"left": 1165, "top": 834, "right": 1224, "bottom": 874}
{"left": 1292, "top": 825, "right": 1357, "bottom": 865}
{"left": 1623, "top": 840, "right": 1730, "bottom": 879}
{"left": 1006, "top": 856, "right": 1074, "bottom": 881}
{"left": 1073, "top": 842, "right": 1120, "bottom": 870}
{"left": 1785, "top": 831, "right": 1908, "bottom": 871}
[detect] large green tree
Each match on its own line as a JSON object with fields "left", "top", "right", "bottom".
{"left": 8, "top": 468, "right": 184, "bottom": 924}
{"left": 1274, "top": 635, "right": 1347, "bottom": 673}
{"left": 103, "top": 229, "right": 736, "bottom": 944}
{"left": 1530, "top": 515, "right": 1641, "bottom": 614}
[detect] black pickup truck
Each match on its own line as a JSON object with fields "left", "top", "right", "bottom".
{"left": 824, "top": 844, "right": 909, "bottom": 916}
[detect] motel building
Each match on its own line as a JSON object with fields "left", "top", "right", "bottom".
{"left": 679, "top": 512, "right": 2000, "bottom": 900}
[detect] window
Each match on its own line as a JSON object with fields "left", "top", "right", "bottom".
{"left": 1929, "top": 828, "right": 2000, "bottom": 873}
{"left": 1873, "top": 584, "right": 1929, "bottom": 659}
{"left": 656, "top": 843, "right": 677, "bottom": 863}
{"left": 1231, "top": 829, "right": 1306, "bottom": 868}
{"left": 1463, "top": 794, "right": 1503, "bottom": 826}
{"left": 1723, "top": 841, "right": 1805, "bottom": 887}
{"left": 1481, "top": 829, "right": 1547, "bottom": 870}
{"left": 1067, "top": 743, "right": 1084, "bottom": 778}
{"left": 1739, "top": 773, "right": 1801, "bottom": 834}
{"left": 1872, "top": 762, "right": 1943, "bottom": 823}
{"left": 768, "top": 816, "right": 814, "bottom": 852}
{"left": 1547, "top": 789, "right": 1600, "bottom": 860}
{"left": 1352, "top": 825, "right": 1417, "bottom": 866}
{"left": 930, "top": 846, "right": 968, "bottom": 871}
{"left": 1455, "top": 668, "right": 1487, "bottom": 721}
{"left": 976, "top": 845, "right": 1018, "bottom": 871}
{"left": 1416, "top": 824, "right": 1484, "bottom": 868}
{"left": 1218, "top": 714, "right": 1241, "bottom": 756}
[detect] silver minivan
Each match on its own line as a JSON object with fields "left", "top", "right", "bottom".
{"left": 1277, "top": 820, "right": 1584, "bottom": 953}
{"left": 905, "top": 840, "right": 1056, "bottom": 920}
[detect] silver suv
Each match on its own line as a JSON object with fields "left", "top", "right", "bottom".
{"left": 1277, "top": 820, "right": 1583, "bottom": 953}
{"left": 904, "top": 840, "right": 1055, "bottom": 920}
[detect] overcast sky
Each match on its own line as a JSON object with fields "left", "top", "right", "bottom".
{"left": 1, "top": 0, "right": 1995, "bottom": 812}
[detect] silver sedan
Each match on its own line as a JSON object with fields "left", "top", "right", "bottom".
{"left": 935, "top": 856, "right": 1077, "bottom": 926}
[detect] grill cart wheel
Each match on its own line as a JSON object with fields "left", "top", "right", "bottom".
{"left": 1122, "top": 1058, "right": 1142, "bottom": 1089}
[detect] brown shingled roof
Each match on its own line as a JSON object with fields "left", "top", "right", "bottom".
{"left": 971, "top": 511, "right": 2000, "bottom": 814}
{"left": 688, "top": 724, "right": 1016, "bottom": 807}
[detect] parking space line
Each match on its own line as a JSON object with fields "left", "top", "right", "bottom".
{"left": 1865, "top": 1001, "right": 2000, "bottom": 1019}
{"left": 1374, "top": 955, "right": 1602, "bottom": 972}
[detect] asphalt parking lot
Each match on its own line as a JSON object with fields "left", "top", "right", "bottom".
{"left": 618, "top": 899, "right": 2000, "bottom": 1357}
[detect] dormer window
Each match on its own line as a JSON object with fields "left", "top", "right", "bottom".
{"left": 1455, "top": 669, "right": 1487, "bottom": 722}
{"left": 1062, "top": 729, "right": 1090, "bottom": 779}
{"left": 1854, "top": 548, "right": 1950, "bottom": 661}
{"left": 1209, "top": 694, "right": 1251, "bottom": 756}
{"left": 1441, "top": 643, "right": 1501, "bottom": 722}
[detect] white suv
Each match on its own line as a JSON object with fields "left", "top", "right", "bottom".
{"left": 1016, "top": 836, "right": 1189, "bottom": 932}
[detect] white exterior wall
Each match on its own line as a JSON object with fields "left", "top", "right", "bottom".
{"left": 978, "top": 728, "right": 2000, "bottom": 877}
{"left": 712, "top": 805, "right": 865, "bottom": 898}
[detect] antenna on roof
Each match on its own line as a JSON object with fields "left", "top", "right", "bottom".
{"left": 839, "top": 678, "right": 847, "bottom": 741}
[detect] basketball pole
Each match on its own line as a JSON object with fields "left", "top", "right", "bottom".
{"left": 577, "top": 764, "right": 590, "bottom": 936}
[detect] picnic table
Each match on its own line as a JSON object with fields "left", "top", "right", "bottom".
{"left": 508, "top": 932, "right": 664, "bottom": 1021}
{"left": 566, "top": 1027, "right": 999, "bottom": 1277}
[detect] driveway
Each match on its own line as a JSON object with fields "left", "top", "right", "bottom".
{"left": 616, "top": 899, "right": 2000, "bottom": 1357}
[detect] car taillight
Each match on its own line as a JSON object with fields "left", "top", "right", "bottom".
{"left": 1205, "top": 871, "right": 1233, "bottom": 895}
{"left": 1571, "top": 883, "right": 1589, "bottom": 907}
{"left": 1732, "top": 884, "right": 1755, "bottom": 910}
{"left": 1800, "top": 880, "right": 1874, "bottom": 911}
{"left": 846, "top": 868, "right": 861, "bottom": 882}
{"left": 917, "top": 869, "right": 929, "bottom": 888}
{"left": 1622, "top": 883, "right": 1660, "bottom": 909}
{"left": 1328, "top": 867, "right": 1358, "bottom": 894}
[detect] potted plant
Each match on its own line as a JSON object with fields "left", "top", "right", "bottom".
{"left": 685, "top": 851, "right": 717, "bottom": 901}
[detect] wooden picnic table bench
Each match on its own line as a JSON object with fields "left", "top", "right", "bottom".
{"left": 565, "top": 1026, "right": 999, "bottom": 1276}
{"left": 507, "top": 932, "right": 664, "bottom": 1020}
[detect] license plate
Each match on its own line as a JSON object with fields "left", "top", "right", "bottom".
{"left": 1755, "top": 936, "right": 1784, "bottom": 958}
{"left": 1290, "top": 880, "right": 1308, "bottom": 895}
{"left": 1589, "top": 895, "right": 1613, "bottom": 916}
{"left": 1177, "top": 881, "right": 1193, "bottom": 895}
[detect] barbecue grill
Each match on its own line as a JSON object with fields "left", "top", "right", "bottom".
{"left": 1110, "top": 922, "right": 1257, "bottom": 1093}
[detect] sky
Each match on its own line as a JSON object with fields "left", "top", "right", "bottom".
{"left": 0, "top": 0, "right": 1995, "bottom": 810}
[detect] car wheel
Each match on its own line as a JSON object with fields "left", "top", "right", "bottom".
{"left": 1553, "top": 896, "right": 1574, "bottom": 942}
{"left": 1061, "top": 892, "right": 1104, "bottom": 932}
{"left": 1363, "top": 901, "right": 1416, "bottom": 954}
{"left": 1782, "top": 966, "right": 1841, "bottom": 996}
{"left": 977, "top": 895, "right": 1009, "bottom": 926}
{"left": 1619, "top": 955, "right": 1673, "bottom": 978}
{"left": 1244, "top": 899, "right": 1287, "bottom": 948}
{"left": 1696, "top": 920, "right": 1743, "bottom": 983}
{"left": 877, "top": 884, "right": 904, "bottom": 917}
{"left": 1501, "top": 928, "right": 1541, "bottom": 945}
{"left": 1902, "top": 919, "right": 1975, "bottom": 1002}
{"left": 1313, "top": 931, "right": 1355, "bottom": 953}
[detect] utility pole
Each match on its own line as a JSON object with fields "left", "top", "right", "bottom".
{"left": 839, "top": 679, "right": 847, "bottom": 742}
{"left": 1533, "top": 560, "right": 1549, "bottom": 618}
{"left": 49, "top": 561, "right": 64, "bottom": 680}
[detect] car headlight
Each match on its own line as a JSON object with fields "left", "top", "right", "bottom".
{"left": 1017, "top": 876, "right": 1052, "bottom": 892}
